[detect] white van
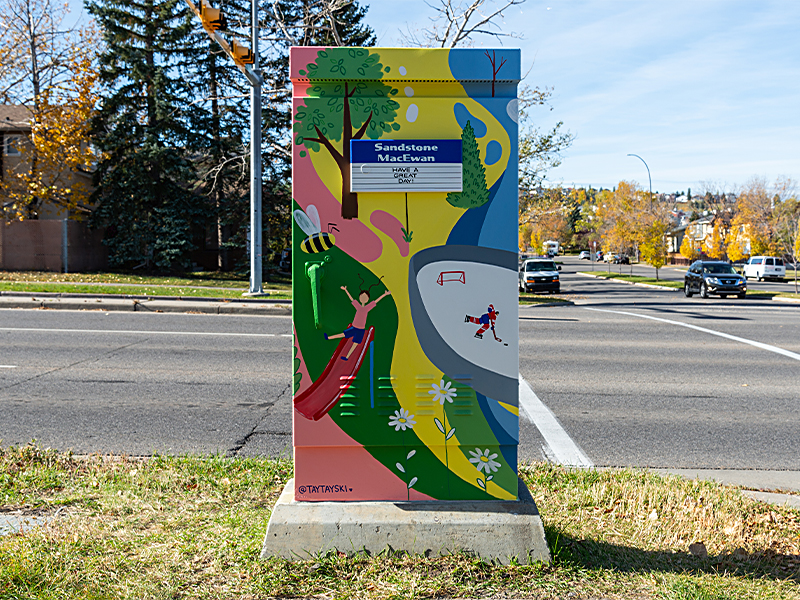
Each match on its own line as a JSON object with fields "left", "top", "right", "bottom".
{"left": 743, "top": 256, "right": 786, "bottom": 281}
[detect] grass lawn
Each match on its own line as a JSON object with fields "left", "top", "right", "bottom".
{"left": 580, "top": 273, "right": 683, "bottom": 289}
{"left": 0, "top": 281, "right": 292, "bottom": 300}
{"left": 1, "top": 444, "right": 798, "bottom": 599}
{"left": 519, "top": 293, "right": 571, "bottom": 305}
{"left": 0, "top": 270, "right": 292, "bottom": 291}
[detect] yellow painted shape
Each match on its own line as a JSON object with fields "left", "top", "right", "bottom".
{"left": 497, "top": 401, "right": 519, "bottom": 416}
{"left": 371, "top": 48, "right": 460, "bottom": 83}
{"left": 297, "top": 53, "right": 516, "bottom": 500}
{"left": 306, "top": 95, "right": 510, "bottom": 209}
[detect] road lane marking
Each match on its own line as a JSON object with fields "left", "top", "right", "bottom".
{"left": 0, "top": 365, "right": 17, "bottom": 368}
{"left": 518, "top": 374, "right": 594, "bottom": 468}
{"left": 0, "top": 327, "right": 290, "bottom": 338}
{"left": 583, "top": 307, "right": 800, "bottom": 362}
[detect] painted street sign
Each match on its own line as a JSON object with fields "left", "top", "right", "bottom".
{"left": 350, "top": 139, "right": 462, "bottom": 192}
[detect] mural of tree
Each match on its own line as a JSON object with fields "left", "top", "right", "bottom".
{"left": 447, "top": 121, "right": 489, "bottom": 209}
{"left": 294, "top": 48, "right": 400, "bottom": 219}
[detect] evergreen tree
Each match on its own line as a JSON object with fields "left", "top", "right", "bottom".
{"left": 87, "top": 0, "right": 205, "bottom": 269}
{"left": 447, "top": 121, "right": 489, "bottom": 209}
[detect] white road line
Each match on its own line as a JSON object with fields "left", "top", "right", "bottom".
{"left": 518, "top": 374, "right": 594, "bottom": 468}
{"left": 0, "top": 365, "right": 17, "bottom": 368}
{"left": 0, "top": 327, "right": 289, "bottom": 338}
{"left": 583, "top": 307, "right": 800, "bottom": 362}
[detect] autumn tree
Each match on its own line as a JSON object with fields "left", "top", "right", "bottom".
{"left": 293, "top": 47, "right": 400, "bottom": 219}
{"left": 679, "top": 232, "right": 701, "bottom": 262}
{"left": 703, "top": 220, "right": 728, "bottom": 260}
{"left": 0, "top": 0, "right": 93, "bottom": 219}
{"left": 518, "top": 186, "right": 570, "bottom": 252}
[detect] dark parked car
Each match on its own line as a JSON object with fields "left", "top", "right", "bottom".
{"left": 684, "top": 260, "right": 747, "bottom": 299}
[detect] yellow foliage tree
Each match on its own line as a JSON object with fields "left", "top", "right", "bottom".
{"left": 519, "top": 186, "right": 570, "bottom": 253}
{"left": 703, "top": 221, "right": 728, "bottom": 259}
{"left": 734, "top": 177, "right": 780, "bottom": 256}
{"left": 640, "top": 219, "right": 670, "bottom": 276}
{"left": 679, "top": 232, "right": 701, "bottom": 261}
{"left": 0, "top": 0, "right": 98, "bottom": 220}
{"left": 6, "top": 34, "right": 100, "bottom": 219}
{"left": 726, "top": 222, "right": 749, "bottom": 262}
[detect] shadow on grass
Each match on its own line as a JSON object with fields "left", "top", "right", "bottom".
{"left": 544, "top": 525, "right": 799, "bottom": 584}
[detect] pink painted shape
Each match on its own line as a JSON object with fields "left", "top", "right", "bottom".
{"left": 290, "top": 47, "right": 330, "bottom": 81}
{"left": 295, "top": 445, "right": 435, "bottom": 502}
{"left": 291, "top": 80, "right": 312, "bottom": 98}
{"left": 370, "top": 210, "right": 410, "bottom": 257}
{"left": 292, "top": 324, "right": 312, "bottom": 395}
{"left": 292, "top": 151, "right": 382, "bottom": 263}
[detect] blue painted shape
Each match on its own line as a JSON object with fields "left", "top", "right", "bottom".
{"left": 369, "top": 340, "right": 375, "bottom": 409}
{"left": 352, "top": 139, "right": 462, "bottom": 163}
{"left": 484, "top": 140, "right": 502, "bottom": 166}
{"left": 448, "top": 50, "right": 521, "bottom": 99}
{"left": 453, "top": 103, "right": 487, "bottom": 138}
{"left": 446, "top": 173, "right": 504, "bottom": 246}
{"left": 475, "top": 392, "right": 518, "bottom": 467}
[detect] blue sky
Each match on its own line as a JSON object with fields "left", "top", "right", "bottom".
{"left": 367, "top": 0, "right": 800, "bottom": 194}
{"left": 67, "top": 0, "right": 799, "bottom": 194}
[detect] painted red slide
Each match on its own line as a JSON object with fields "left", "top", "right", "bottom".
{"left": 293, "top": 326, "right": 375, "bottom": 421}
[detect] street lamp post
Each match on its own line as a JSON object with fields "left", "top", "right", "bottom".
{"left": 246, "top": 0, "right": 264, "bottom": 296}
{"left": 627, "top": 153, "right": 652, "bottom": 202}
{"left": 627, "top": 153, "right": 652, "bottom": 267}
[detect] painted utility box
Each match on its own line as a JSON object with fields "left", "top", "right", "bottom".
{"left": 291, "top": 47, "right": 521, "bottom": 502}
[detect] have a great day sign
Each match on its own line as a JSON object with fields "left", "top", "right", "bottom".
{"left": 350, "top": 139, "right": 462, "bottom": 193}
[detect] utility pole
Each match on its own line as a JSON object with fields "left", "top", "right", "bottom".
{"left": 247, "top": 0, "right": 263, "bottom": 295}
{"left": 186, "top": 0, "right": 264, "bottom": 295}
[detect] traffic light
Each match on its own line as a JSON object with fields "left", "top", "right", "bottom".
{"left": 229, "top": 39, "right": 254, "bottom": 65}
{"left": 198, "top": 0, "right": 226, "bottom": 31}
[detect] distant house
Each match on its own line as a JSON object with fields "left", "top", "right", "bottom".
{"left": 0, "top": 104, "right": 32, "bottom": 191}
{"left": 0, "top": 104, "right": 106, "bottom": 272}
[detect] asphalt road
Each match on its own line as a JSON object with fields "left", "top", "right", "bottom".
{"left": 0, "top": 311, "right": 294, "bottom": 458}
{"left": 522, "top": 255, "right": 800, "bottom": 470}
{"left": 1, "top": 263, "right": 798, "bottom": 475}
{"left": 582, "top": 256, "right": 800, "bottom": 295}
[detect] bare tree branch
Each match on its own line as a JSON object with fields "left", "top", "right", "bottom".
{"left": 403, "top": 0, "right": 526, "bottom": 48}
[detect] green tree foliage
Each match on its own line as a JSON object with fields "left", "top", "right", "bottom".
{"left": 446, "top": 121, "right": 488, "bottom": 209}
{"left": 87, "top": 0, "right": 205, "bottom": 269}
{"left": 293, "top": 48, "right": 399, "bottom": 219}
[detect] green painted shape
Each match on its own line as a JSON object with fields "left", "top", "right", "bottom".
{"left": 293, "top": 49, "right": 400, "bottom": 153}
{"left": 441, "top": 377, "right": 518, "bottom": 497}
{"left": 446, "top": 121, "right": 489, "bottom": 209}
{"left": 306, "top": 262, "right": 325, "bottom": 328}
{"left": 292, "top": 210, "right": 497, "bottom": 500}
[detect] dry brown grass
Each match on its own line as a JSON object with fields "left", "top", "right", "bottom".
{"left": 1, "top": 445, "right": 798, "bottom": 599}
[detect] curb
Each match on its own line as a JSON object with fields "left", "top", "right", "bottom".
{"left": 773, "top": 296, "right": 800, "bottom": 304}
{"left": 578, "top": 272, "right": 679, "bottom": 291}
{"left": 0, "top": 295, "right": 291, "bottom": 316}
{"left": 519, "top": 301, "right": 574, "bottom": 308}
{"left": 0, "top": 290, "right": 290, "bottom": 304}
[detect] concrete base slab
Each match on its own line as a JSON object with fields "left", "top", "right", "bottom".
{"left": 260, "top": 477, "right": 550, "bottom": 565}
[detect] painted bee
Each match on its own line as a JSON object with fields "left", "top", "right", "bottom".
{"left": 293, "top": 204, "right": 336, "bottom": 254}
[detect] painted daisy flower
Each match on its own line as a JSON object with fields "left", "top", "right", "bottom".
{"left": 428, "top": 379, "right": 457, "bottom": 405}
{"left": 468, "top": 448, "right": 501, "bottom": 474}
{"left": 388, "top": 409, "right": 416, "bottom": 431}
